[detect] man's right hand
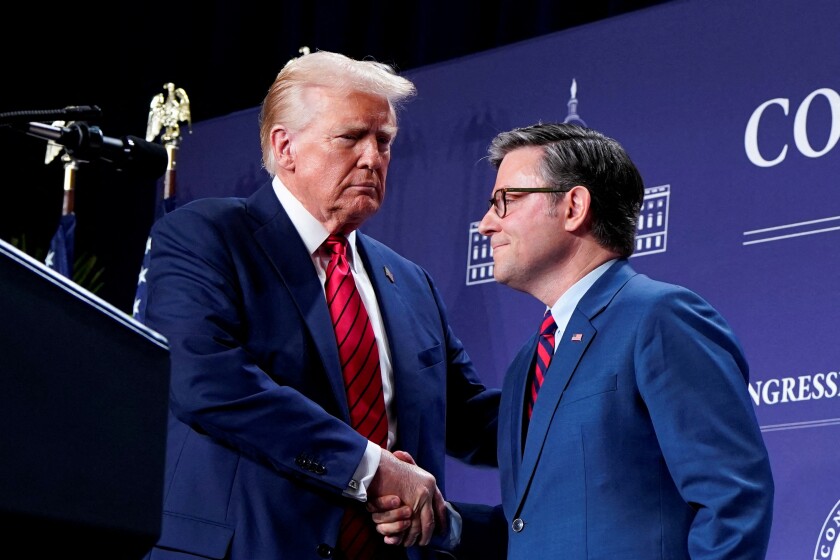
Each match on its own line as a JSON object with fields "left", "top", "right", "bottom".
{"left": 367, "top": 448, "right": 447, "bottom": 547}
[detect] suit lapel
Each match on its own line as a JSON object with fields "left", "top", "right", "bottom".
{"left": 513, "top": 260, "right": 637, "bottom": 513}
{"left": 518, "top": 311, "right": 594, "bottom": 488}
{"left": 354, "top": 235, "right": 424, "bottom": 453}
{"left": 504, "top": 338, "right": 539, "bottom": 498}
{"left": 246, "top": 183, "right": 348, "bottom": 415}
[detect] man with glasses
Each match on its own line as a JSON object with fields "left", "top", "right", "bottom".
{"left": 376, "top": 122, "right": 774, "bottom": 559}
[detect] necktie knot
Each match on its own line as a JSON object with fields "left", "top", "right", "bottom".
{"left": 325, "top": 234, "right": 348, "bottom": 257}
{"left": 325, "top": 235, "right": 350, "bottom": 277}
{"left": 540, "top": 309, "right": 557, "bottom": 337}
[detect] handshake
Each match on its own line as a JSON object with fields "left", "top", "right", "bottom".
{"left": 366, "top": 449, "right": 450, "bottom": 548}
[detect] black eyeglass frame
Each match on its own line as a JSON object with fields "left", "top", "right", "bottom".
{"left": 488, "top": 187, "right": 569, "bottom": 218}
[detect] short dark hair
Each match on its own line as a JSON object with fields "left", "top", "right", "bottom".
{"left": 488, "top": 122, "right": 644, "bottom": 257}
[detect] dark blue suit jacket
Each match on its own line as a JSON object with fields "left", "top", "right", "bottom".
{"left": 142, "top": 182, "right": 499, "bottom": 560}
{"left": 457, "top": 259, "right": 774, "bottom": 560}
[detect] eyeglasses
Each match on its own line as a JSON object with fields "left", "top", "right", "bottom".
{"left": 487, "top": 187, "right": 568, "bottom": 218}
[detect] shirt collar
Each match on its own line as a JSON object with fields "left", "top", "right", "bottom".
{"left": 548, "top": 258, "right": 617, "bottom": 337}
{"left": 272, "top": 177, "right": 360, "bottom": 270}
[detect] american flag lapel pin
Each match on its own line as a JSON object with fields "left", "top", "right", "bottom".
{"left": 383, "top": 266, "right": 395, "bottom": 283}
{"left": 571, "top": 333, "right": 583, "bottom": 342}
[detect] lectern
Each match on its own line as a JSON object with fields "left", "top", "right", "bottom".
{"left": 0, "top": 239, "right": 170, "bottom": 558}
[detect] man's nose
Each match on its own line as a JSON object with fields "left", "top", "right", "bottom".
{"left": 477, "top": 206, "right": 497, "bottom": 236}
{"left": 358, "top": 137, "right": 383, "bottom": 169}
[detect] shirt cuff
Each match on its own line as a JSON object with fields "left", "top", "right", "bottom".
{"left": 342, "top": 440, "right": 381, "bottom": 501}
{"left": 445, "top": 501, "right": 463, "bottom": 549}
{"left": 430, "top": 501, "right": 462, "bottom": 551}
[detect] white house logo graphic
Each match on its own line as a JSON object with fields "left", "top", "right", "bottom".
{"left": 633, "top": 184, "right": 670, "bottom": 257}
{"left": 466, "top": 222, "right": 494, "bottom": 285}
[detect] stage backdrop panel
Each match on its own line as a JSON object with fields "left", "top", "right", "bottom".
{"left": 170, "top": 1, "right": 840, "bottom": 557}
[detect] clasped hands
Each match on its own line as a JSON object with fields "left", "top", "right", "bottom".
{"left": 366, "top": 449, "right": 448, "bottom": 548}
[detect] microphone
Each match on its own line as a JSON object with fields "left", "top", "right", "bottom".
{"left": 17, "top": 121, "right": 167, "bottom": 178}
{"left": 0, "top": 105, "right": 103, "bottom": 124}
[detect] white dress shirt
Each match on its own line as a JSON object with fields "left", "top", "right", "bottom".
{"left": 546, "top": 258, "right": 617, "bottom": 347}
{"left": 272, "top": 177, "right": 395, "bottom": 500}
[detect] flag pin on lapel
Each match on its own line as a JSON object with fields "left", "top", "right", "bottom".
{"left": 571, "top": 333, "right": 583, "bottom": 342}
{"left": 383, "top": 266, "right": 395, "bottom": 283}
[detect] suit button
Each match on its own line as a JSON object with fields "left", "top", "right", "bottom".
{"left": 316, "top": 543, "right": 334, "bottom": 557}
{"left": 512, "top": 518, "right": 524, "bottom": 532}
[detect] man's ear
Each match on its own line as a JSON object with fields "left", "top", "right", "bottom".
{"left": 563, "top": 185, "right": 592, "bottom": 232}
{"left": 271, "top": 126, "right": 295, "bottom": 170}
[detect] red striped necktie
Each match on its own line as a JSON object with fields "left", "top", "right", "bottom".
{"left": 526, "top": 308, "right": 557, "bottom": 420}
{"left": 323, "top": 234, "right": 388, "bottom": 559}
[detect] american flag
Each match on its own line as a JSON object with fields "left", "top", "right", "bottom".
{"left": 571, "top": 333, "right": 583, "bottom": 342}
{"left": 45, "top": 213, "right": 76, "bottom": 279}
{"left": 133, "top": 197, "right": 176, "bottom": 323}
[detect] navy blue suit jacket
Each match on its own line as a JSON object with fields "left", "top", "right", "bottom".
{"left": 457, "top": 259, "right": 774, "bottom": 560}
{"left": 142, "top": 183, "right": 499, "bottom": 559}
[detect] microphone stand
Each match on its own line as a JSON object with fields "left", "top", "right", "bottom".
{"left": 44, "top": 123, "right": 81, "bottom": 217}
{"left": 0, "top": 106, "right": 102, "bottom": 125}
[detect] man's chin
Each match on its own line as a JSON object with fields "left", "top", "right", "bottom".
{"left": 491, "top": 264, "right": 517, "bottom": 289}
{"left": 491, "top": 265, "right": 507, "bottom": 285}
{"left": 343, "top": 199, "right": 381, "bottom": 227}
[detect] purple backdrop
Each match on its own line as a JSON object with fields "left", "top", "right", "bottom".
{"left": 171, "top": 1, "right": 840, "bottom": 557}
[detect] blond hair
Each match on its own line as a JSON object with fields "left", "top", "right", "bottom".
{"left": 258, "top": 50, "right": 416, "bottom": 174}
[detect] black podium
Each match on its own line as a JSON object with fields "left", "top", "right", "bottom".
{"left": 0, "top": 239, "right": 170, "bottom": 558}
